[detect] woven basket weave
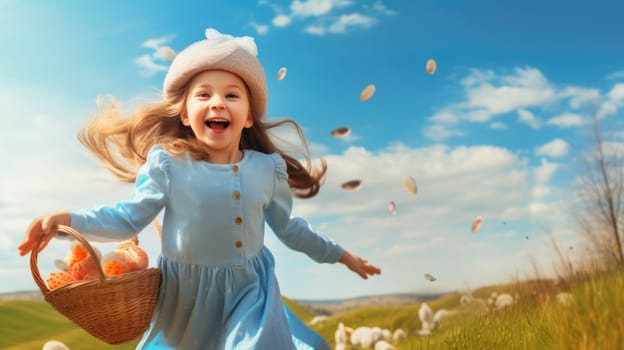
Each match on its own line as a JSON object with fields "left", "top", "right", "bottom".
{"left": 30, "top": 225, "right": 161, "bottom": 345}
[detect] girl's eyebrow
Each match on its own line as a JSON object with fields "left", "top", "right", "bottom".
{"left": 194, "top": 83, "right": 244, "bottom": 90}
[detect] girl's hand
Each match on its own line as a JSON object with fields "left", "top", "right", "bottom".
{"left": 18, "top": 212, "right": 71, "bottom": 256}
{"left": 339, "top": 250, "right": 381, "bottom": 280}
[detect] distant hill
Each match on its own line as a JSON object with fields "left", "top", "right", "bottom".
{"left": 295, "top": 292, "right": 445, "bottom": 315}
{"left": 0, "top": 291, "right": 42, "bottom": 301}
{"left": 1, "top": 290, "right": 446, "bottom": 315}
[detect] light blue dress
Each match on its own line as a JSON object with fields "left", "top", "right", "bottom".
{"left": 69, "top": 146, "right": 344, "bottom": 349}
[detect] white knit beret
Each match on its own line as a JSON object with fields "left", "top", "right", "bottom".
{"left": 163, "top": 29, "right": 267, "bottom": 119}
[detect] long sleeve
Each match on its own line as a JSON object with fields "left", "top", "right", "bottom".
{"left": 69, "top": 146, "right": 170, "bottom": 242}
{"left": 264, "top": 153, "right": 344, "bottom": 263}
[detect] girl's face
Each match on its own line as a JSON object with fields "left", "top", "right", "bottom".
{"left": 183, "top": 70, "right": 253, "bottom": 162}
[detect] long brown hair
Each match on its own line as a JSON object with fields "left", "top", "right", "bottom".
{"left": 78, "top": 83, "right": 327, "bottom": 199}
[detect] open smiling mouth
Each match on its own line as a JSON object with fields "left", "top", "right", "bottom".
{"left": 205, "top": 119, "right": 230, "bottom": 130}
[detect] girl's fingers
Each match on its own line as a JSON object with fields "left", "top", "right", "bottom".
{"left": 38, "top": 234, "right": 54, "bottom": 252}
{"left": 19, "top": 218, "right": 46, "bottom": 256}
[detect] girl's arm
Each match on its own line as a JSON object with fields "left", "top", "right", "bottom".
{"left": 265, "top": 154, "right": 381, "bottom": 279}
{"left": 264, "top": 155, "right": 344, "bottom": 263}
{"left": 18, "top": 147, "right": 170, "bottom": 255}
{"left": 68, "top": 147, "right": 170, "bottom": 241}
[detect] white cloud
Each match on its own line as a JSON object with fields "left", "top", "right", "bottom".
{"left": 560, "top": 86, "right": 601, "bottom": 109}
{"left": 606, "top": 70, "right": 624, "bottom": 80}
{"left": 426, "top": 68, "right": 624, "bottom": 138}
{"left": 597, "top": 83, "right": 624, "bottom": 119}
{"left": 423, "top": 124, "right": 463, "bottom": 141}
{"left": 465, "top": 67, "right": 556, "bottom": 118}
{"left": 304, "top": 25, "right": 326, "bottom": 35}
{"left": 250, "top": 22, "right": 270, "bottom": 35}
{"left": 141, "top": 35, "right": 175, "bottom": 50}
{"left": 536, "top": 138, "right": 569, "bottom": 158}
{"left": 272, "top": 15, "right": 292, "bottom": 27}
{"left": 0, "top": 233, "right": 11, "bottom": 250}
{"left": 490, "top": 122, "right": 507, "bottom": 130}
{"left": 134, "top": 54, "right": 168, "bottom": 76}
{"left": 465, "top": 109, "right": 492, "bottom": 122}
{"left": 608, "top": 83, "right": 624, "bottom": 100}
{"left": 265, "top": 142, "right": 574, "bottom": 297}
{"left": 328, "top": 13, "right": 376, "bottom": 33}
{"left": 601, "top": 141, "right": 624, "bottom": 158}
{"left": 265, "top": 0, "right": 384, "bottom": 35}
{"left": 517, "top": 109, "right": 542, "bottom": 129}
{"left": 426, "top": 67, "right": 556, "bottom": 134}
{"left": 296, "top": 144, "right": 529, "bottom": 221}
{"left": 371, "top": 1, "right": 397, "bottom": 16}
{"left": 135, "top": 35, "right": 175, "bottom": 76}
{"left": 534, "top": 158, "right": 560, "bottom": 183}
{"left": 526, "top": 199, "right": 569, "bottom": 226}
{"left": 546, "top": 113, "right": 586, "bottom": 127}
{"left": 304, "top": 13, "right": 377, "bottom": 35}
{"left": 460, "top": 69, "right": 496, "bottom": 88}
{"left": 290, "top": 0, "right": 353, "bottom": 17}
{"left": 429, "top": 110, "right": 459, "bottom": 124}
{"left": 596, "top": 101, "right": 617, "bottom": 119}
{"left": 531, "top": 185, "right": 552, "bottom": 199}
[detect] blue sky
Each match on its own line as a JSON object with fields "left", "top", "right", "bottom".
{"left": 1, "top": 0, "right": 624, "bottom": 300}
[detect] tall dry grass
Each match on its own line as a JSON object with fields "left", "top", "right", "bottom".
{"left": 309, "top": 267, "right": 624, "bottom": 349}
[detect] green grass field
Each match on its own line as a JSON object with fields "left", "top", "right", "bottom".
{"left": 0, "top": 299, "right": 137, "bottom": 350}
{"left": 3, "top": 269, "right": 623, "bottom": 349}
{"left": 307, "top": 268, "right": 624, "bottom": 349}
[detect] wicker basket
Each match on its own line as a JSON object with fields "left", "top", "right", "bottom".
{"left": 30, "top": 225, "right": 161, "bottom": 345}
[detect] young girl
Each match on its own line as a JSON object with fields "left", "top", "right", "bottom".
{"left": 18, "top": 28, "right": 381, "bottom": 349}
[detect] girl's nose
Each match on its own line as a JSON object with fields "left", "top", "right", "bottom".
{"left": 210, "top": 95, "right": 226, "bottom": 110}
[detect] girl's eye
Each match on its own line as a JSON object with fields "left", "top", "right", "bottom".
{"left": 226, "top": 93, "right": 239, "bottom": 99}
{"left": 198, "top": 92, "right": 210, "bottom": 98}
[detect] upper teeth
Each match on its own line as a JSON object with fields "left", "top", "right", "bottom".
{"left": 207, "top": 118, "right": 228, "bottom": 122}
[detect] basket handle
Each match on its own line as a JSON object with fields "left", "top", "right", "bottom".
{"left": 30, "top": 225, "right": 108, "bottom": 295}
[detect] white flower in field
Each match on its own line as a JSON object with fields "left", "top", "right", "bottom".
{"left": 556, "top": 292, "right": 574, "bottom": 306}
{"left": 418, "top": 303, "right": 450, "bottom": 336}
{"left": 375, "top": 340, "right": 396, "bottom": 350}
{"left": 335, "top": 322, "right": 348, "bottom": 345}
{"left": 494, "top": 293, "right": 515, "bottom": 310}
{"left": 42, "top": 340, "right": 69, "bottom": 350}
{"left": 392, "top": 328, "right": 406, "bottom": 342}
{"left": 381, "top": 328, "right": 392, "bottom": 342}
{"left": 350, "top": 326, "right": 375, "bottom": 348}
{"left": 460, "top": 294, "right": 474, "bottom": 305}
{"left": 309, "top": 315, "right": 328, "bottom": 325}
